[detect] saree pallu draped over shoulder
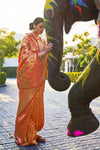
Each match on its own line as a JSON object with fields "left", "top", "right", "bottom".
{"left": 14, "top": 33, "right": 48, "bottom": 146}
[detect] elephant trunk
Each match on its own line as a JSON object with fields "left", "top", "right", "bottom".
{"left": 44, "top": 10, "right": 70, "bottom": 91}
{"left": 48, "top": 55, "right": 70, "bottom": 91}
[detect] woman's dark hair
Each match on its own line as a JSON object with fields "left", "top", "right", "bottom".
{"left": 29, "top": 17, "right": 44, "bottom": 30}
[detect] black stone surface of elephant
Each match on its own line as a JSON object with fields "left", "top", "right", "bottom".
{"left": 44, "top": 0, "right": 100, "bottom": 137}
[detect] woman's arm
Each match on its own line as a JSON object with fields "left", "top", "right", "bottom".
{"left": 38, "top": 43, "right": 53, "bottom": 58}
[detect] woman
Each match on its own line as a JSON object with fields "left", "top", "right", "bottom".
{"left": 14, "top": 17, "right": 53, "bottom": 146}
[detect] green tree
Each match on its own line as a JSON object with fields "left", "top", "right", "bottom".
{"left": 63, "top": 32, "right": 98, "bottom": 72}
{"left": 63, "top": 46, "right": 74, "bottom": 57}
{"left": 0, "top": 28, "right": 21, "bottom": 71}
{"left": 72, "top": 32, "right": 97, "bottom": 71}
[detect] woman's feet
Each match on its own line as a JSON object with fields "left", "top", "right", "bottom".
{"left": 15, "top": 136, "right": 45, "bottom": 146}
{"left": 15, "top": 138, "right": 19, "bottom": 144}
{"left": 33, "top": 140, "right": 38, "bottom": 146}
{"left": 33, "top": 135, "right": 45, "bottom": 146}
{"left": 37, "top": 135, "right": 46, "bottom": 142}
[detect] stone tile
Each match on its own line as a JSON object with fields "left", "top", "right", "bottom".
{"left": 0, "top": 79, "right": 100, "bottom": 150}
{"left": 0, "top": 144, "right": 5, "bottom": 150}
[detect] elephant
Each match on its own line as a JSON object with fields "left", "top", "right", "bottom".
{"left": 44, "top": 0, "right": 100, "bottom": 137}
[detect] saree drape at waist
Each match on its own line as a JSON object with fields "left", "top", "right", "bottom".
{"left": 14, "top": 34, "right": 48, "bottom": 146}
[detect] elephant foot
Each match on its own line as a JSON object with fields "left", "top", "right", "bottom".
{"left": 67, "top": 111, "right": 99, "bottom": 137}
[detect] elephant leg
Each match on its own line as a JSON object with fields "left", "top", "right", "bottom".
{"left": 67, "top": 51, "right": 100, "bottom": 137}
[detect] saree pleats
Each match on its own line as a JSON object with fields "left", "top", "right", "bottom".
{"left": 14, "top": 33, "right": 48, "bottom": 146}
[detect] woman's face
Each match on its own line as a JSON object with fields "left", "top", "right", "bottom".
{"left": 34, "top": 22, "right": 45, "bottom": 35}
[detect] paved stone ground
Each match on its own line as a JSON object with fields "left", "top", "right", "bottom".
{"left": 0, "top": 78, "right": 100, "bottom": 150}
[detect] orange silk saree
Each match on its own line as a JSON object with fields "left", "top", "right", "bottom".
{"left": 14, "top": 33, "right": 48, "bottom": 146}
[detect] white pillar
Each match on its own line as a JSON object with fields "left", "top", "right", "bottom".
{"left": 63, "top": 53, "right": 73, "bottom": 72}
{"left": 65, "top": 59, "right": 72, "bottom": 72}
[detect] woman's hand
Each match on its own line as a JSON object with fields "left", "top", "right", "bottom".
{"left": 38, "top": 43, "right": 53, "bottom": 57}
{"left": 45, "top": 43, "right": 53, "bottom": 54}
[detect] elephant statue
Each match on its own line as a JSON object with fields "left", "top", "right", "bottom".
{"left": 44, "top": 0, "right": 100, "bottom": 137}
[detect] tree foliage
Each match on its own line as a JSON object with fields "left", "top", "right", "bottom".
{"left": 0, "top": 28, "right": 21, "bottom": 71}
{"left": 63, "top": 32, "right": 98, "bottom": 72}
